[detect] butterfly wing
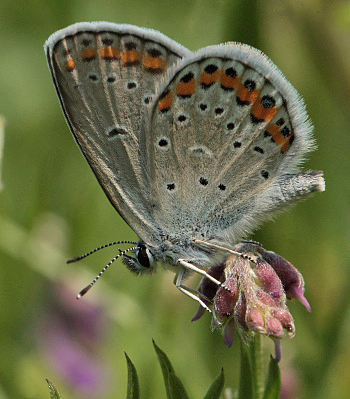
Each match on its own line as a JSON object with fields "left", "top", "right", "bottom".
{"left": 45, "top": 22, "right": 190, "bottom": 242}
{"left": 147, "top": 44, "right": 325, "bottom": 245}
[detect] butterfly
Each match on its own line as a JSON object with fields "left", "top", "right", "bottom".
{"left": 45, "top": 22, "right": 325, "bottom": 306}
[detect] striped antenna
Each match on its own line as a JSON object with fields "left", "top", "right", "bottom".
{"left": 76, "top": 245, "right": 138, "bottom": 299}
{"left": 67, "top": 240, "right": 138, "bottom": 263}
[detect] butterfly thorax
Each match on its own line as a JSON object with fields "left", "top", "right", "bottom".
{"left": 148, "top": 234, "right": 227, "bottom": 269}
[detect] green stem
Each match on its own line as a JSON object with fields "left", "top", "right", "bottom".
{"left": 239, "top": 334, "right": 264, "bottom": 399}
{"left": 251, "top": 334, "right": 264, "bottom": 399}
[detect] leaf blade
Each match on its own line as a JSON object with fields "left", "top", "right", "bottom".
{"left": 263, "top": 356, "right": 282, "bottom": 399}
{"left": 153, "top": 339, "right": 174, "bottom": 399}
{"left": 168, "top": 371, "right": 190, "bottom": 399}
{"left": 203, "top": 368, "right": 225, "bottom": 399}
{"left": 125, "top": 352, "right": 141, "bottom": 399}
{"left": 46, "top": 379, "right": 61, "bottom": 399}
{"left": 153, "top": 340, "right": 189, "bottom": 399}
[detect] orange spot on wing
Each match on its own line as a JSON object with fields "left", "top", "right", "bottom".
{"left": 236, "top": 84, "right": 260, "bottom": 104}
{"left": 265, "top": 124, "right": 280, "bottom": 137}
{"left": 265, "top": 124, "right": 293, "bottom": 152}
{"left": 159, "top": 91, "right": 173, "bottom": 112}
{"left": 81, "top": 48, "right": 97, "bottom": 60}
{"left": 100, "top": 47, "right": 119, "bottom": 59}
{"left": 176, "top": 79, "right": 196, "bottom": 97}
{"left": 272, "top": 131, "right": 286, "bottom": 146}
{"left": 200, "top": 70, "right": 220, "bottom": 86}
{"left": 122, "top": 50, "right": 141, "bottom": 65}
{"left": 65, "top": 58, "right": 76, "bottom": 71}
{"left": 143, "top": 55, "right": 166, "bottom": 72}
{"left": 281, "top": 138, "right": 292, "bottom": 153}
{"left": 251, "top": 100, "right": 280, "bottom": 122}
{"left": 220, "top": 74, "right": 240, "bottom": 90}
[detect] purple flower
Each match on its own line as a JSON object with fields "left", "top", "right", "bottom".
{"left": 193, "top": 242, "right": 311, "bottom": 361}
{"left": 38, "top": 283, "right": 110, "bottom": 396}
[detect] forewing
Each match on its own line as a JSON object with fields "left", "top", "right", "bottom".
{"left": 148, "top": 44, "right": 323, "bottom": 243}
{"left": 45, "top": 22, "right": 190, "bottom": 241}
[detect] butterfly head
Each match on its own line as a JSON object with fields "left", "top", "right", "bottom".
{"left": 122, "top": 242, "right": 156, "bottom": 275}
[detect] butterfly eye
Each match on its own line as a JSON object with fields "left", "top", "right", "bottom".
{"left": 136, "top": 243, "right": 154, "bottom": 268}
{"left": 123, "top": 243, "right": 155, "bottom": 275}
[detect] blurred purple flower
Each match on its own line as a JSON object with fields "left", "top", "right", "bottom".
{"left": 38, "top": 283, "right": 110, "bottom": 397}
{"left": 281, "top": 366, "right": 300, "bottom": 399}
{"left": 193, "top": 242, "right": 311, "bottom": 361}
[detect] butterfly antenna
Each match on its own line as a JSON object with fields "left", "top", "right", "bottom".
{"left": 76, "top": 245, "right": 138, "bottom": 299}
{"left": 67, "top": 241, "right": 138, "bottom": 263}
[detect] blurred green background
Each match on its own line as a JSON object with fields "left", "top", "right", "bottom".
{"left": 0, "top": 0, "right": 349, "bottom": 398}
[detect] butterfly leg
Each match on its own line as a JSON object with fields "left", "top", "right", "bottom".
{"left": 175, "top": 269, "right": 212, "bottom": 313}
{"left": 178, "top": 259, "right": 222, "bottom": 286}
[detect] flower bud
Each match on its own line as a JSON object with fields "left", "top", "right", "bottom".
{"left": 266, "top": 316, "right": 285, "bottom": 338}
{"left": 246, "top": 307, "right": 265, "bottom": 332}
{"left": 255, "top": 259, "right": 285, "bottom": 306}
{"left": 214, "top": 274, "right": 239, "bottom": 321}
{"left": 258, "top": 248, "right": 311, "bottom": 312}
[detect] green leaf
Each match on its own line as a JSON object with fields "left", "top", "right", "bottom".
{"left": 46, "top": 379, "right": 61, "bottom": 399}
{"left": 153, "top": 340, "right": 188, "bottom": 399}
{"left": 153, "top": 339, "right": 175, "bottom": 374}
{"left": 153, "top": 339, "right": 174, "bottom": 399}
{"left": 202, "top": 368, "right": 225, "bottom": 399}
{"left": 125, "top": 352, "right": 141, "bottom": 399}
{"left": 263, "top": 356, "right": 281, "bottom": 399}
{"left": 168, "top": 370, "right": 190, "bottom": 399}
{"left": 238, "top": 339, "right": 253, "bottom": 399}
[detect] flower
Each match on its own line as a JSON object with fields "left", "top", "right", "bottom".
{"left": 193, "top": 242, "right": 311, "bottom": 361}
{"left": 38, "top": 283, "right": 110, "bottom": 397}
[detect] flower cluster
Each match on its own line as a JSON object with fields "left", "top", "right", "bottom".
{"left": 193, "top": 242, "right": 311, "bottom": 361}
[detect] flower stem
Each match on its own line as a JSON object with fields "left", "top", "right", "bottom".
{"left": 251, "top": 334, "right": 264, "bottom": 399}
{"left": 239, "top": 334, "right": 264, "bottom": 399}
